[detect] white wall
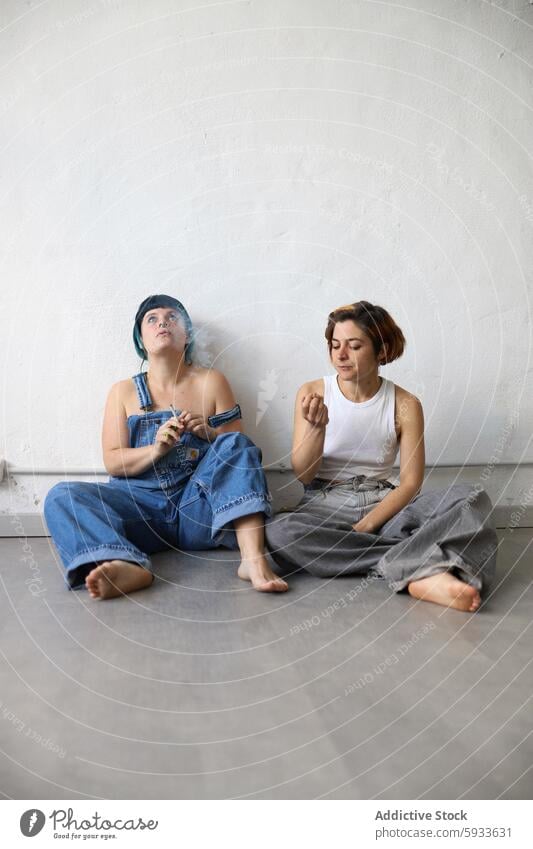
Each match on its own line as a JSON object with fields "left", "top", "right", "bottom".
{"left": 1, "top": 0, "right": 532, "bottom": 515}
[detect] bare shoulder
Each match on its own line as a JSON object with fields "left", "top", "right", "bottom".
{"left": 103, "top": 379, "right": 131, "bottom": 418}
{"left": 297, "top": 378, "right": 324, "bottom": 398}
{"left": 200, "top": 368, "right": 237, "bottom": 411}
{"left": 201, "top": 367, "right": 230, "bottom": 388}
{"left": 108, "top": 379, "right": 132, "bottom": 404}
{"left": 394, "top": 382, "right": 422, "bottom": 407}
{"left": 393, "top": 382, "right": 424, "bottom": 425}
{"left": 199, "top": 368, "right": 235, "bottom": 401}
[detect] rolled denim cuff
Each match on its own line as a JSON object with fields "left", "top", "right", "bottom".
{"left": 212, "top": 492, "right": 273, "bottom": 539}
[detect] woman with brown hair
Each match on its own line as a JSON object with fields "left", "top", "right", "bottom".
{"left": 264, "top": 301, "right": 497, "bottom": 612}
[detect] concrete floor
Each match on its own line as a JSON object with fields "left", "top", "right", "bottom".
{"left": 0, "top": 528, "right": 531, "bottom": 800}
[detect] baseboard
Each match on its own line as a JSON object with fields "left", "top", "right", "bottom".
{"left": 1, "top": 506, "right": 532, "bottom": 538}
{"left": 2, "top": 514, "right": 49, "bottom": 537}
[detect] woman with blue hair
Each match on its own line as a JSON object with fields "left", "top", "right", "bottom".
{"left": 44, "top": 295, "right": 288, "bottom": 598}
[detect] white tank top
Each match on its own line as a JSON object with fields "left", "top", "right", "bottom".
{"left": 319, "top": 374, "right": 399, "bottom": 481}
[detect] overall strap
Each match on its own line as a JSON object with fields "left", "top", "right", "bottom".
{"left": 132, "top": 372, "right": 153, "bottom": 411}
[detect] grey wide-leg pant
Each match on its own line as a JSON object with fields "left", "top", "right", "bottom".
{"left": 264, "top": 478, "right": 498, "bottom": 593}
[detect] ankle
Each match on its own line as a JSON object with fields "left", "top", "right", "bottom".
{"left": 239, "top": 550, "right": 266, "bottom": 561}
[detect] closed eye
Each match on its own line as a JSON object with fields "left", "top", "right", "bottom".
{"left": 332, "top": 344, "right": 361, "bottom": 350}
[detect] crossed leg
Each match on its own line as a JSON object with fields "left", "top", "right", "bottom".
{"left": 407, "top": 569, "right": 481, "bottom": 612}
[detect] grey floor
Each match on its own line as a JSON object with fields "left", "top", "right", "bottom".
{"left": 0, "top": 528, "right": 531, "bottom": 800}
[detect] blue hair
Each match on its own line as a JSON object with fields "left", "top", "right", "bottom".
{"left": 133, "top": 294, "right": 194, "bottom": 364}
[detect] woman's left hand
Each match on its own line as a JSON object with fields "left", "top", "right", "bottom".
{"left": 178, "top": 411, "right": 217, "bottom": 441}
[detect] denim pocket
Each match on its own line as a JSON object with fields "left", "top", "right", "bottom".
{"left": 138, "top": 417, "right": 164, "bottom": 447}
{"left": 177, "top": 477, "right": 206, "bottom": 509}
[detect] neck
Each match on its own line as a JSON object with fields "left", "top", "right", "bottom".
{"left": 146, "top": 352, "right": 191, "bottom": 391}
{"left": 336, "top": 370, "right": 382, "bottom": 402}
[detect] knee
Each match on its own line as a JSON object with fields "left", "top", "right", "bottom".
{"left": 448, "top": 483, "right": 478, "bottom": 499}
{"left": 44, "top": 481, "right": 92, "bottom": 518}
{"left": 214, "top": 431, "right": 263, "bottom": 462}
{"left": 215, "top": 431, "right": 254, "bottom": 450}
{"left": 44, "top": 481, "right": 73, "bottom": 515}
{"left": 264, "top": 513, "right": 300, "bottom": 551}
{"left": 453, "top": 483, "right": 493, "bottom": 512}
{"left": 442, "top": 484, "right": 495, "bottom": 530}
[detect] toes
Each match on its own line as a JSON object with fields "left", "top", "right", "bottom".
{"left": 463, "top": 590, "right": 480, "bottom": 612}
{"left": 85, "top": 567, "right": 102, "bottom": 597}
{"left": 264, "top": 578, "right": 288, "bottom": 592}
{"left": 254, "top": 576, "right": 288, "bottom": 592}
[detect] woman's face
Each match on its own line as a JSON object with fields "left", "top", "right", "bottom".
{"left": 329, "top": 320, "right": 381, "bottom": 379}
{"left": 141, "top": 307, "right": 188, "bottom": 356}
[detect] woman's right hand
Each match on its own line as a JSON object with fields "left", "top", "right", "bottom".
{"left": 301, "top": 393, "right": 329, "bottom": 428}
{"left": 153, "top": 416, "right": 186, "bottom": 457}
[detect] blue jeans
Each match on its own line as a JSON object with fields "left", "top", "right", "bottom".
{"left": 44, "top": 432, "right": 272, "bottom": 589}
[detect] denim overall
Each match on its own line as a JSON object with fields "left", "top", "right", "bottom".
{"left": 44, "top": 372, "right": 272, "bottom": 589}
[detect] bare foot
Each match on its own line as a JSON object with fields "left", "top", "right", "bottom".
{"left": 408, "top": 569, "right": 481, "bottom": 612}
{"left": 85, "top": 560, "right": 154, "bottom": 600}
{"left": 238, "top": 555, "right": 289, "bottom": 592}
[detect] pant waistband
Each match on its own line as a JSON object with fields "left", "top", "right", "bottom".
{"left": 311, "top": 475, "right": 395, "bottom": 492}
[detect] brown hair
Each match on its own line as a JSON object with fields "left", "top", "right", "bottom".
{"left": 325, "top": 300, "right": 405, "bottom": 365}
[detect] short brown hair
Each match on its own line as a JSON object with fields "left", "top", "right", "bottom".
{"left": 325, "top": 300, "right": 405, "bottom": 365}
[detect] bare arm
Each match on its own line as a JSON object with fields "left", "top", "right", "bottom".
{"left": 291, "top": 384, "right": 329, "bottom": 485}
{"left": 179, "top": 370, "right": 243, "bottom": 439}
{"left": 352, "top": 391, "right": 425, "bottom": 534}
{"left": 101, "top": 382, "right": 177, "bottom": 477}
{"left": 209, "top": 371, "right": 243, "bottom": 434}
